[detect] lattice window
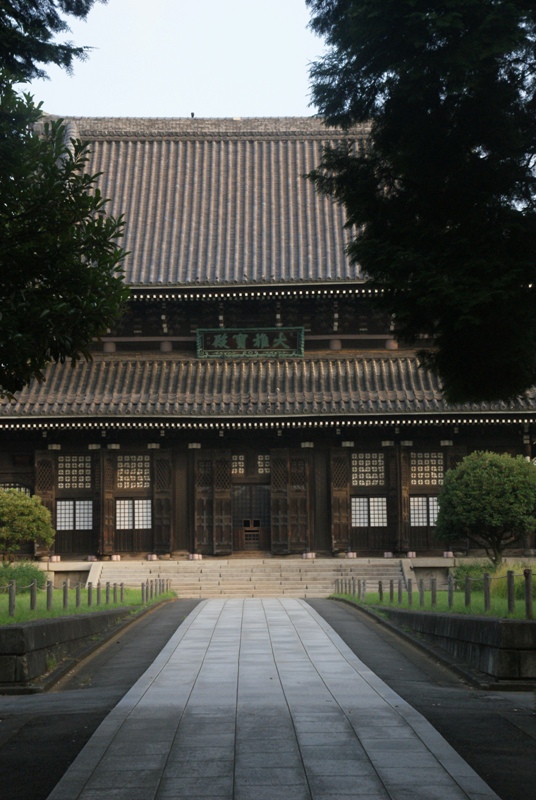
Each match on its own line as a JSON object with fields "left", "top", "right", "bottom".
{"left": 271, "top": 458, "right": 287, "bottom": 492}
{"left": 36, "top": 460, "right": 54, "bottom": 492}
{"left": 117, "top": 455, "right": 151, "bottom": 489}
{"left": 155, "top": 459, "right": 171, "bottom": 491}
{"left": 116, "top": 499, "right": 152, "bottom": 530}
{"left": 410, "top": 453, "right": 444, "bottom": 486}
{"left": 332, "top": 457, "right": 349, "bottom": 489}
{"left": 257, "top": 455, "right": 270, "bottom": 475}
{"left": 351, "top": 496, "right": 387, "bottom": 527}
{"left": 290, "top": 459, "right": 306, "bottom": 491}
{"left": 0, "top": 483, "right": 31, "bottom": 495}
{"left": 197, "top": 460, "right": 213, "bottom": 488}
{"left": 215, "top": 459, "right": 231, "bottom": 491}
{"left": 116, "top": 500, "right": 132, "bottom": 529}
{"left": 410, "top": 496, "right": 439, "bottom": 526}
{"left": 232, "top": 455, "right": 245, "bottom": 475}
{"left": 56, "top": 500, "right": 93, "bottom": 531}
{"left": 351, "top": 453, "right": 385, "bottom": 486}
{"left": 57, "top": 455, "right": 91, "bottom": 489}
{"left": 104, "top": 456, "right": 114, "bottom": 491}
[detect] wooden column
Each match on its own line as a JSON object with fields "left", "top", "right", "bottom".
{"left": 397, "top": 446, "right": 410, "bottom": 552}
{"left": 153, "top": 451, "right": 173, "bottom": 554}
{"left": 100, "top": 452, "right": 115, "bottom": 555}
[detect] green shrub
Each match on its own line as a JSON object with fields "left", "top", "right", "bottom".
{"left": 451, "top": 562, "right": 494, "bottom": 592}
{"left": 0, "top": 561, "right": 46, "bottom": 592}
{"left": 489, "top": 563, "right": 534, "bottom": 600}
{"left": 0, "top": 489, "right": 55, "bottom": 553}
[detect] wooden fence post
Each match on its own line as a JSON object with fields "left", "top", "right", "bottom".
{"left": 419, "top": 579, "right": 425, "bottom": 608}
{"left": 8, "top": 581, "right": 15, "bottom": 617}
{"left": 507, "top": 570, "right": 515, "bottom": 614}
{"left": 484, "top": 573, "right": 491, "bottom": 612}
{"left": 524, "top": 569, "right": 533, "bottom": 620}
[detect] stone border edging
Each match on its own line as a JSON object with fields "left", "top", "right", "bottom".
{"left": 332, "top": 597, "right": 536, "bottom": 691}
{"left": 0, "top": 598, "right": 175, "bottom": 695}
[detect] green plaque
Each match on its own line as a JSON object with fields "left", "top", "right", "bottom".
{"left": 197, "top": 327, "right": 304, "bottom": 358}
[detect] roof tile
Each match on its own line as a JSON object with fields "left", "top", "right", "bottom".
{"left": 2, "top": 355, "right": 534, "bottom": 422}
{"left": 59, "top": 117, "right": 366, "bottom": 289}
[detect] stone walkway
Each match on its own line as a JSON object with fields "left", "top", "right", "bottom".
{"left": 47, "top": 599, "right": 500, "bottom": 800}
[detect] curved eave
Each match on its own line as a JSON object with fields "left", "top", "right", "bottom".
{"left": 1, "top": 412, "right": 534, "bottom": 433}
{"left": 128, "top": 281, "right": 372, "bottom": 302}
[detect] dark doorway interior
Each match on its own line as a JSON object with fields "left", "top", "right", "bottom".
{"left": 232, "top": 485, "right": 271, "bottom": 550}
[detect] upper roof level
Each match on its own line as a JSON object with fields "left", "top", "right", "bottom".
{"left": 53, "top": 116, "right": 367, "bottom": 291}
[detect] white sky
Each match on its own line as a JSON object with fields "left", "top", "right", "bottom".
{"left": 21, "top": 0, "right": 324, "bottom": 119}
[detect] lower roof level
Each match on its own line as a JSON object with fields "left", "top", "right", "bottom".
{"left": 1, "top": 353, "right": 535, "bottom": 431}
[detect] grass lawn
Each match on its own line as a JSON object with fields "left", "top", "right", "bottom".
{"left": 0, "top": 587, "right": 176, "bottom": 626}
{"left": 333, "top": 591, "right": 534, "bottom": 620}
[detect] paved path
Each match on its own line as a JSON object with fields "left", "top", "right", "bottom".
{"left": 47, "top": 599, "right": 500, "bottom": 800}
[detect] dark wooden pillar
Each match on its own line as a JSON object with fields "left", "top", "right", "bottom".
{"left": 385, "top": 446, "right": 399, "bottom": 553}
{"left": 397, "top": 446, "right": 410, "bottom": 552}
{"left": 153, "top": 451, "right": 173, "bottom": 554}
{"left": 100, "top": 453, "right": 115, "bottom": 555}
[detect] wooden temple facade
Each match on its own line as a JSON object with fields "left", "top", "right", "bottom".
{"left": 1, "top": 118, "right": 535, "bottom": 558}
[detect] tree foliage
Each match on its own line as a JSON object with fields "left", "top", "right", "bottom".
{"left": 306, "top": 1, "right": 536, "bottom": 402}
{"left": 436, "top": 451, "right": 536, "bottom": 565}
{"left": 0, "top": 0, "right": 107, "bottom": 81}
{"left": 0, "top": 489, "right": 55, "bottom": 554}
{"left": 0, "top": 78, "right": 128, "bottom": 395}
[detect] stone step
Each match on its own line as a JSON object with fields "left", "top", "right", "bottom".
{"left": 93, "top": 557, "right": 405, "bottom": 597}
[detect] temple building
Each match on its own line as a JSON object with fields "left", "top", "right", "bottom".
{"left": 1, "top": 117, "right": 535, "bottom": 558}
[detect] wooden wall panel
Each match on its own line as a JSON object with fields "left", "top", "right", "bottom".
{"left": 34, "top": 452, "right": 55, "bottom": 557}
{"left": 314, "top": 451, "right": 331, "bottom": 552}
{"left": 330, "top": 449, "right": 350, "bottom": 552}
{"left": 174, "top": 451, "right": 190, "bottom": 552}
{"left": 213, "top": 452, "right": 232, "bottom": 554}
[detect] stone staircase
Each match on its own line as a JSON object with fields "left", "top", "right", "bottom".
{"left": 89, "top": 557, "right": 406, "bottom": 598}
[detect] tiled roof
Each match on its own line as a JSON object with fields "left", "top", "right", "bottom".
{"left": 2, "top": 355, "right": 534, "bottom": 424}
{"left": 55, "top": 117, "right": 365, "bottom": 289}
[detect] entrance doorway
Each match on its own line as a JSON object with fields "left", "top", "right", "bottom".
{"left": 232, "top": 485, "right": 271, "bottom": 550}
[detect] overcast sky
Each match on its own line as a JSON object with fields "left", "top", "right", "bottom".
{"left": 21, "top": 0, "right": 324, "bottom": 119}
